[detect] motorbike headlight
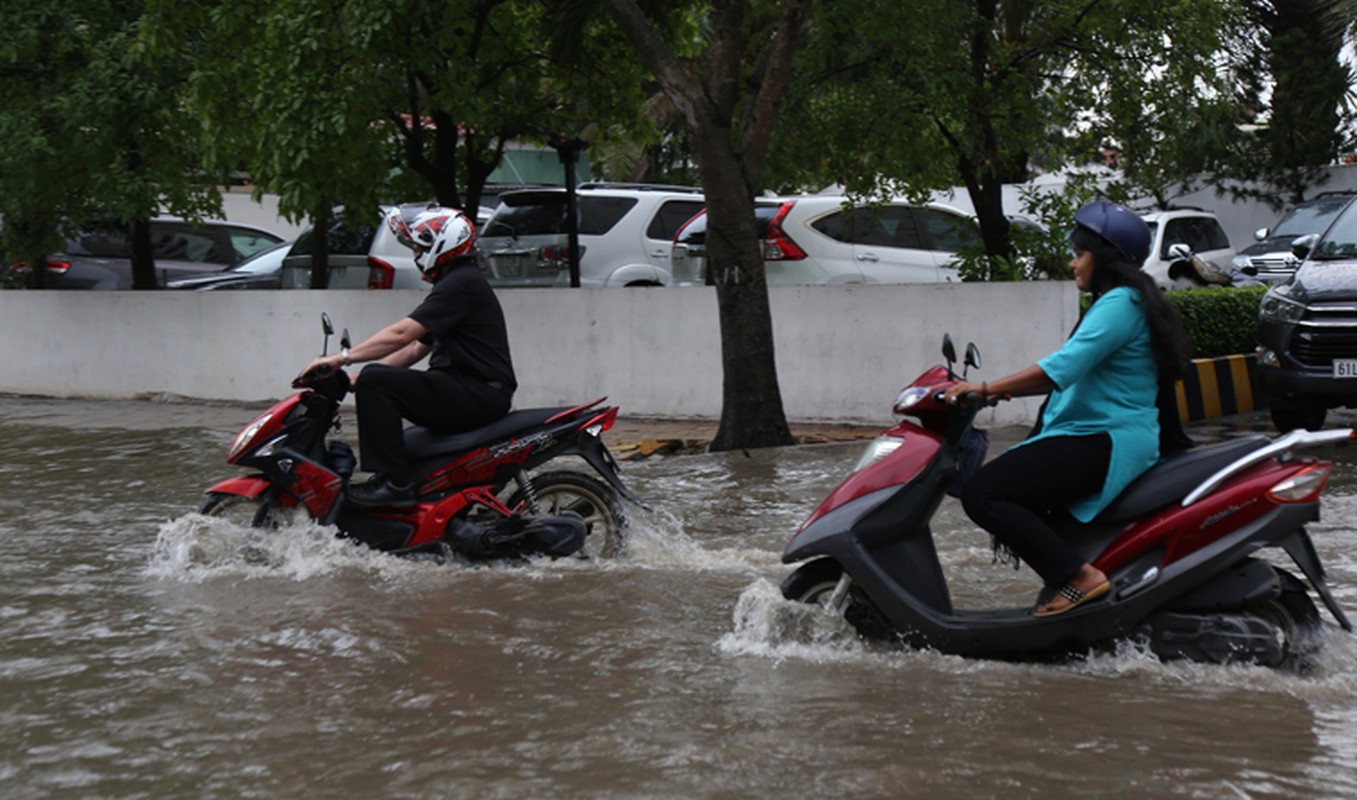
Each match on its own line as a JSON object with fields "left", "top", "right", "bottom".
{"left": 852, "top": 435, "right": 904, "bottom": 472}
{"left": 893, "top": 387, "right": 930, "bottom": 414}
{"left": 1260, "top": 290, "right": 1306, "bottom": 325}
{"left": 228, "top": 411, "right": 275, "bottom": 460}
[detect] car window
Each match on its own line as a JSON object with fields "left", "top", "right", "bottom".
{"left": 229, "top": 229, "right": 283, "bottom": 261}
{"left": 645, "top": 200, "right": 705, "bottom": 240}
{"left": 151, "top": 228, "right": 223, "bottom": 262}
{"left": 290, "top": 219, "right": 378, "bottom": 257}
{"left": 918, "top": 208, "right": 981, "bottom": 252}
{"left": 485, "top": 193, "right": 566, "bottom": 236}
{"left": 1160, "top": 216, "right": 1230, "bottom": 256}
{"left": 1274, "top": 198, "right": 1352, "bottom": 237}
{"left": 578, "top": 197, "right": 638, "bottom": 235}
{"left": 68, "top": 226, "right": 130, "bottom": 258}
{"left": 813, "top": 206, "right": 921, "bottom": 247}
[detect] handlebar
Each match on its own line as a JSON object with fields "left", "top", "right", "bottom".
{"left": 292, "top": 362, "right": 338, "bottom": 389}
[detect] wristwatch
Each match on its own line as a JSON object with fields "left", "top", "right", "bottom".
{"left": 340, "top": 347, "right": 351, "bottom": 367}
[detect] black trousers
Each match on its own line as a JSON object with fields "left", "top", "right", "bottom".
{"left": 958, "top": 433, "right": 1111, "bottom": 588}
{"left": 353, "top": 365, "right": 511, "bottom": 480}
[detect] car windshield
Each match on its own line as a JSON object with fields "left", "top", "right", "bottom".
{"left": 1311, "top": 205, "right": 1357, "bottom": 260}
{"left": 1273, "top": 198, "right": 1351, "bottom": 238}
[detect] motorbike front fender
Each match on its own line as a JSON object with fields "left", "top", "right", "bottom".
{"left": 204, "top": 475, "right": 272, "bottom": 499}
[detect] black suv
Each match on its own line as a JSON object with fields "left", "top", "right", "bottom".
{"left": 1256, "top": 199, "right": 1357, "bottom": 430}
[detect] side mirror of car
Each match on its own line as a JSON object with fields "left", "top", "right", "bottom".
{"left": 1290, "top": 233, "right": 1318, "bottom": 263}
{"left": 1167, "top": 243, "right": 1192, "bottom": 260}
{"left": 1255, "top": 227, "right": 1270, "bottom": 242}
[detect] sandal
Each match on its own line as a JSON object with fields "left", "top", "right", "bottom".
{"left": 1033, "top": 580, "right": 1111, "bottom": 617}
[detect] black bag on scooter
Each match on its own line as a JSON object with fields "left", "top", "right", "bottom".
{"left": 947, "top": 427, "right": 989, "bottom": 498}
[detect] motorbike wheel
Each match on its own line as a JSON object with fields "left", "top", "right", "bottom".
{"left": 507, "top": 471, "right": 627, "bottom": 559}
{"left": 781, "top": 558, "right": 846, "bottom": 604}
{"left": 1251, "top": 569, "right": 1325, "bottom": 671}
{"left": 197, "top": 491, "right": 305, "bottom": 529}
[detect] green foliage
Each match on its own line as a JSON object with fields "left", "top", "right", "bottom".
{"left": 1165, "top": 285, "right": 1269, "bottom": 358}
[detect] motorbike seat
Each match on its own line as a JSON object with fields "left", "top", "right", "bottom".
{"left": 1096, "top": 434, "right": 1273, "bottom": 524}
{"left": 404, "top": 406, "right": 578, "bottom": 460}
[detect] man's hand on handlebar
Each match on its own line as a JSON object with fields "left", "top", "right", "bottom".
{"left": 294, "top": 354, "right": 344, "bottom": 388}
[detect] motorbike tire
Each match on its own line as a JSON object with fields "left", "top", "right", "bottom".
{"left": 781, "top": 558, "right": 846, "bottom": 604}
{"left": 506, "top": 471, "right": 626, "bottom": 559}
{"left": 198, "top": 491, "right": 304, "bottom": 529}
{"left": 1250, "top": 569, "right": 1324, "bottom": 671}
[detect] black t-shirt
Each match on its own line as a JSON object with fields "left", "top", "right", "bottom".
{"left": 408, "top": 262, "right": 516, "bottom": 392}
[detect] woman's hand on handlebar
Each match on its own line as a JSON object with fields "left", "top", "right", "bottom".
{"left": 942, "top": 380, "right": 999, "bottom": 407}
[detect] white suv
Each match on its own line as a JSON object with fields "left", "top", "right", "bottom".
{"left": 279, "top": 204, "right": 426, "bottom": 289}
{"left": 477, "top": 184, "right": 705, "bottom": 287}
{"left": 671, "top": 196, "right": 978, "bottom": 285}
{"left": 1138, "top": 209, "right": 1234, "bottom": 289}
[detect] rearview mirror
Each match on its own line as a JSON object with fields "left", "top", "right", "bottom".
{"left": 941, "top": 334, "right": 957, "bottom": 365}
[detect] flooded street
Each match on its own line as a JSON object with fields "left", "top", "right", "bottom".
{"left": 6, "top": 395, "right": 1357, "bottom": 798}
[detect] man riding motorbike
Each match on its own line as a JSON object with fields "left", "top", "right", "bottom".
{"left": 299, "top": 206, "right": 516, "bottom": 507}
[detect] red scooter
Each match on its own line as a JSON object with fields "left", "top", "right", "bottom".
{"left": 198, "top": 314, "right": 645, "bottom": 562}
{"left": 781, "top": 335, "right": 1353, "bottom": 667}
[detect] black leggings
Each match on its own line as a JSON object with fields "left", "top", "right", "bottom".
{"left": 354, "top": 365, "right": 511, "bottom": 480}
{"left": 958, "top": 433, "right": 1111, "bottom": 588}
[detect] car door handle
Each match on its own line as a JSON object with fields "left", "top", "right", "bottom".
{"left": 651, "top": 249, "right": 669, "bottom": 260}
{"left": 856, "top": 253, "right": 880, "bottom": 262}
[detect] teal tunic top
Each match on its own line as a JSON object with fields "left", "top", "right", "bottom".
{"left": 1021, "top": 286, "right": 1160, "bottom": 522}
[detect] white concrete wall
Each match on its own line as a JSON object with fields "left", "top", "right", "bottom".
{"left": 0, "top": 282, "right": 1076, "bottom": 427}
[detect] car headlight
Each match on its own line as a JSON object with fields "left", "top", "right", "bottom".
{"left": 1260, "top": 290, "right": 1306, "bottom": 324}
{"left": 1232, "top": 253, "right": 1252, "bottom": 270}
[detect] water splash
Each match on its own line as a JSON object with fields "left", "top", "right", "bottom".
{"left": 146, "top": 513, "right": 400, "bottom": 581}
{"left": 716, "top": 579, "right": 872, "bottom": 663}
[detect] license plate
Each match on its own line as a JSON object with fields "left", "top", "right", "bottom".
{"left": 1335, "top": 359, "right": 1357, "bottom": 378}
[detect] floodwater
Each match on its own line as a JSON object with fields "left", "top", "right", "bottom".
{"left": 5, "top": 395, "right": 1357, "bottom": 799}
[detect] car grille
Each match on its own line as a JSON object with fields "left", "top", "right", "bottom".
{"left": 1290, "top": 303, "right": 1357, "bottom": 367}
{"left": 1244, "top": 254, "right": 1297, "bottom": 279}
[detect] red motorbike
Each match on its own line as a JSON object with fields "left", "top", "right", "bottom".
{"left": 198, "top": 314, "right": 645, "bottom": 561}
{"left": 781, "top": 335, "right": 1353, "bottom": 667}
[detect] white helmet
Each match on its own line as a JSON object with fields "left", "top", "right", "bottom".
{"left": 385, "top": 205, "right": 476, "bottom": 279}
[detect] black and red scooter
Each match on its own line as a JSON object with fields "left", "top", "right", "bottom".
{"left": 198, "top": 314, "right": 645, "bottom": 562}
{"left": 781, "top": 335, "right": 1353, "bottom": 667}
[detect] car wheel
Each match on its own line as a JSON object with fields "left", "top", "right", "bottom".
{"left": 1269, "top": 402, "right": 1327, "bottom": 432}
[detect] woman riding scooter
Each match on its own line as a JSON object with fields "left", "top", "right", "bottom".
{"left": 943, "top": 200, "right": 1193, "bottom": 616}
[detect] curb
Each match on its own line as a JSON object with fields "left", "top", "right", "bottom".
{"left": 1176, "top": 353, "right": 1264, "bottom": 423}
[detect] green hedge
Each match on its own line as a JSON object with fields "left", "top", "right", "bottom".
{"left": 1165, "top": 285, "right": 1268, "bottom": 359}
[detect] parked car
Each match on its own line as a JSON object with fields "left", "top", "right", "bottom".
{"left": 1233, "top": 193, "right": 1356, "bottom": 285}
{"left": 477, "top": 183, "right": 705, "bottom": 287}
{"left": 1138, "top": 209, "right": 1233, "bottom": 289}
{"left": 279, "top": 204, "right": 427, "bottom": 289}
{"left": 670, "top": 196, "right": 981, "bottom": 286}
{"left": 1255, "top": 201, "right": 1357, "bottom": 431}
{"left": 165, "top": 240, "right": 292, "bottom": 290}
{"left": 8, "top": 217, "right": 284, "bottom": 289}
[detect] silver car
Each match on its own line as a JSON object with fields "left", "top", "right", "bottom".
{"left": 279, "top": 204, "right": 426, "bottom": 289}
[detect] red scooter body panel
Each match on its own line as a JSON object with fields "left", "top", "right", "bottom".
{"left": 800, "top": 422, "right": 942, "bottom": 531}
{"left": 227, "top": 394, "right": 303, "bottom": 464}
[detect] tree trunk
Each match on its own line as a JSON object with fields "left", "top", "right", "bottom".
{"left": 129, "top": 219, "right": 159, "bottom": 289}
{"left": 694, "top": 133, "right": 794, "bottom": 451}
{"left": 309, "top": 205, "right": 330, "bottom": 289}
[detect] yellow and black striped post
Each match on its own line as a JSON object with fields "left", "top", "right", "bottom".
{"left": 1174, "top": 353, "right": 1264, "bottom": 423}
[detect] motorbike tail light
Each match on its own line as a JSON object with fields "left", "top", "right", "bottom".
{"left": 1267, "top": 463, "right": 1333, "bottom": 503}
{"left": 367, "top": 256, "right": 395, "bottom": 289}
{"left": 762, "top": 201, "right": 807, "bottom": 261}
